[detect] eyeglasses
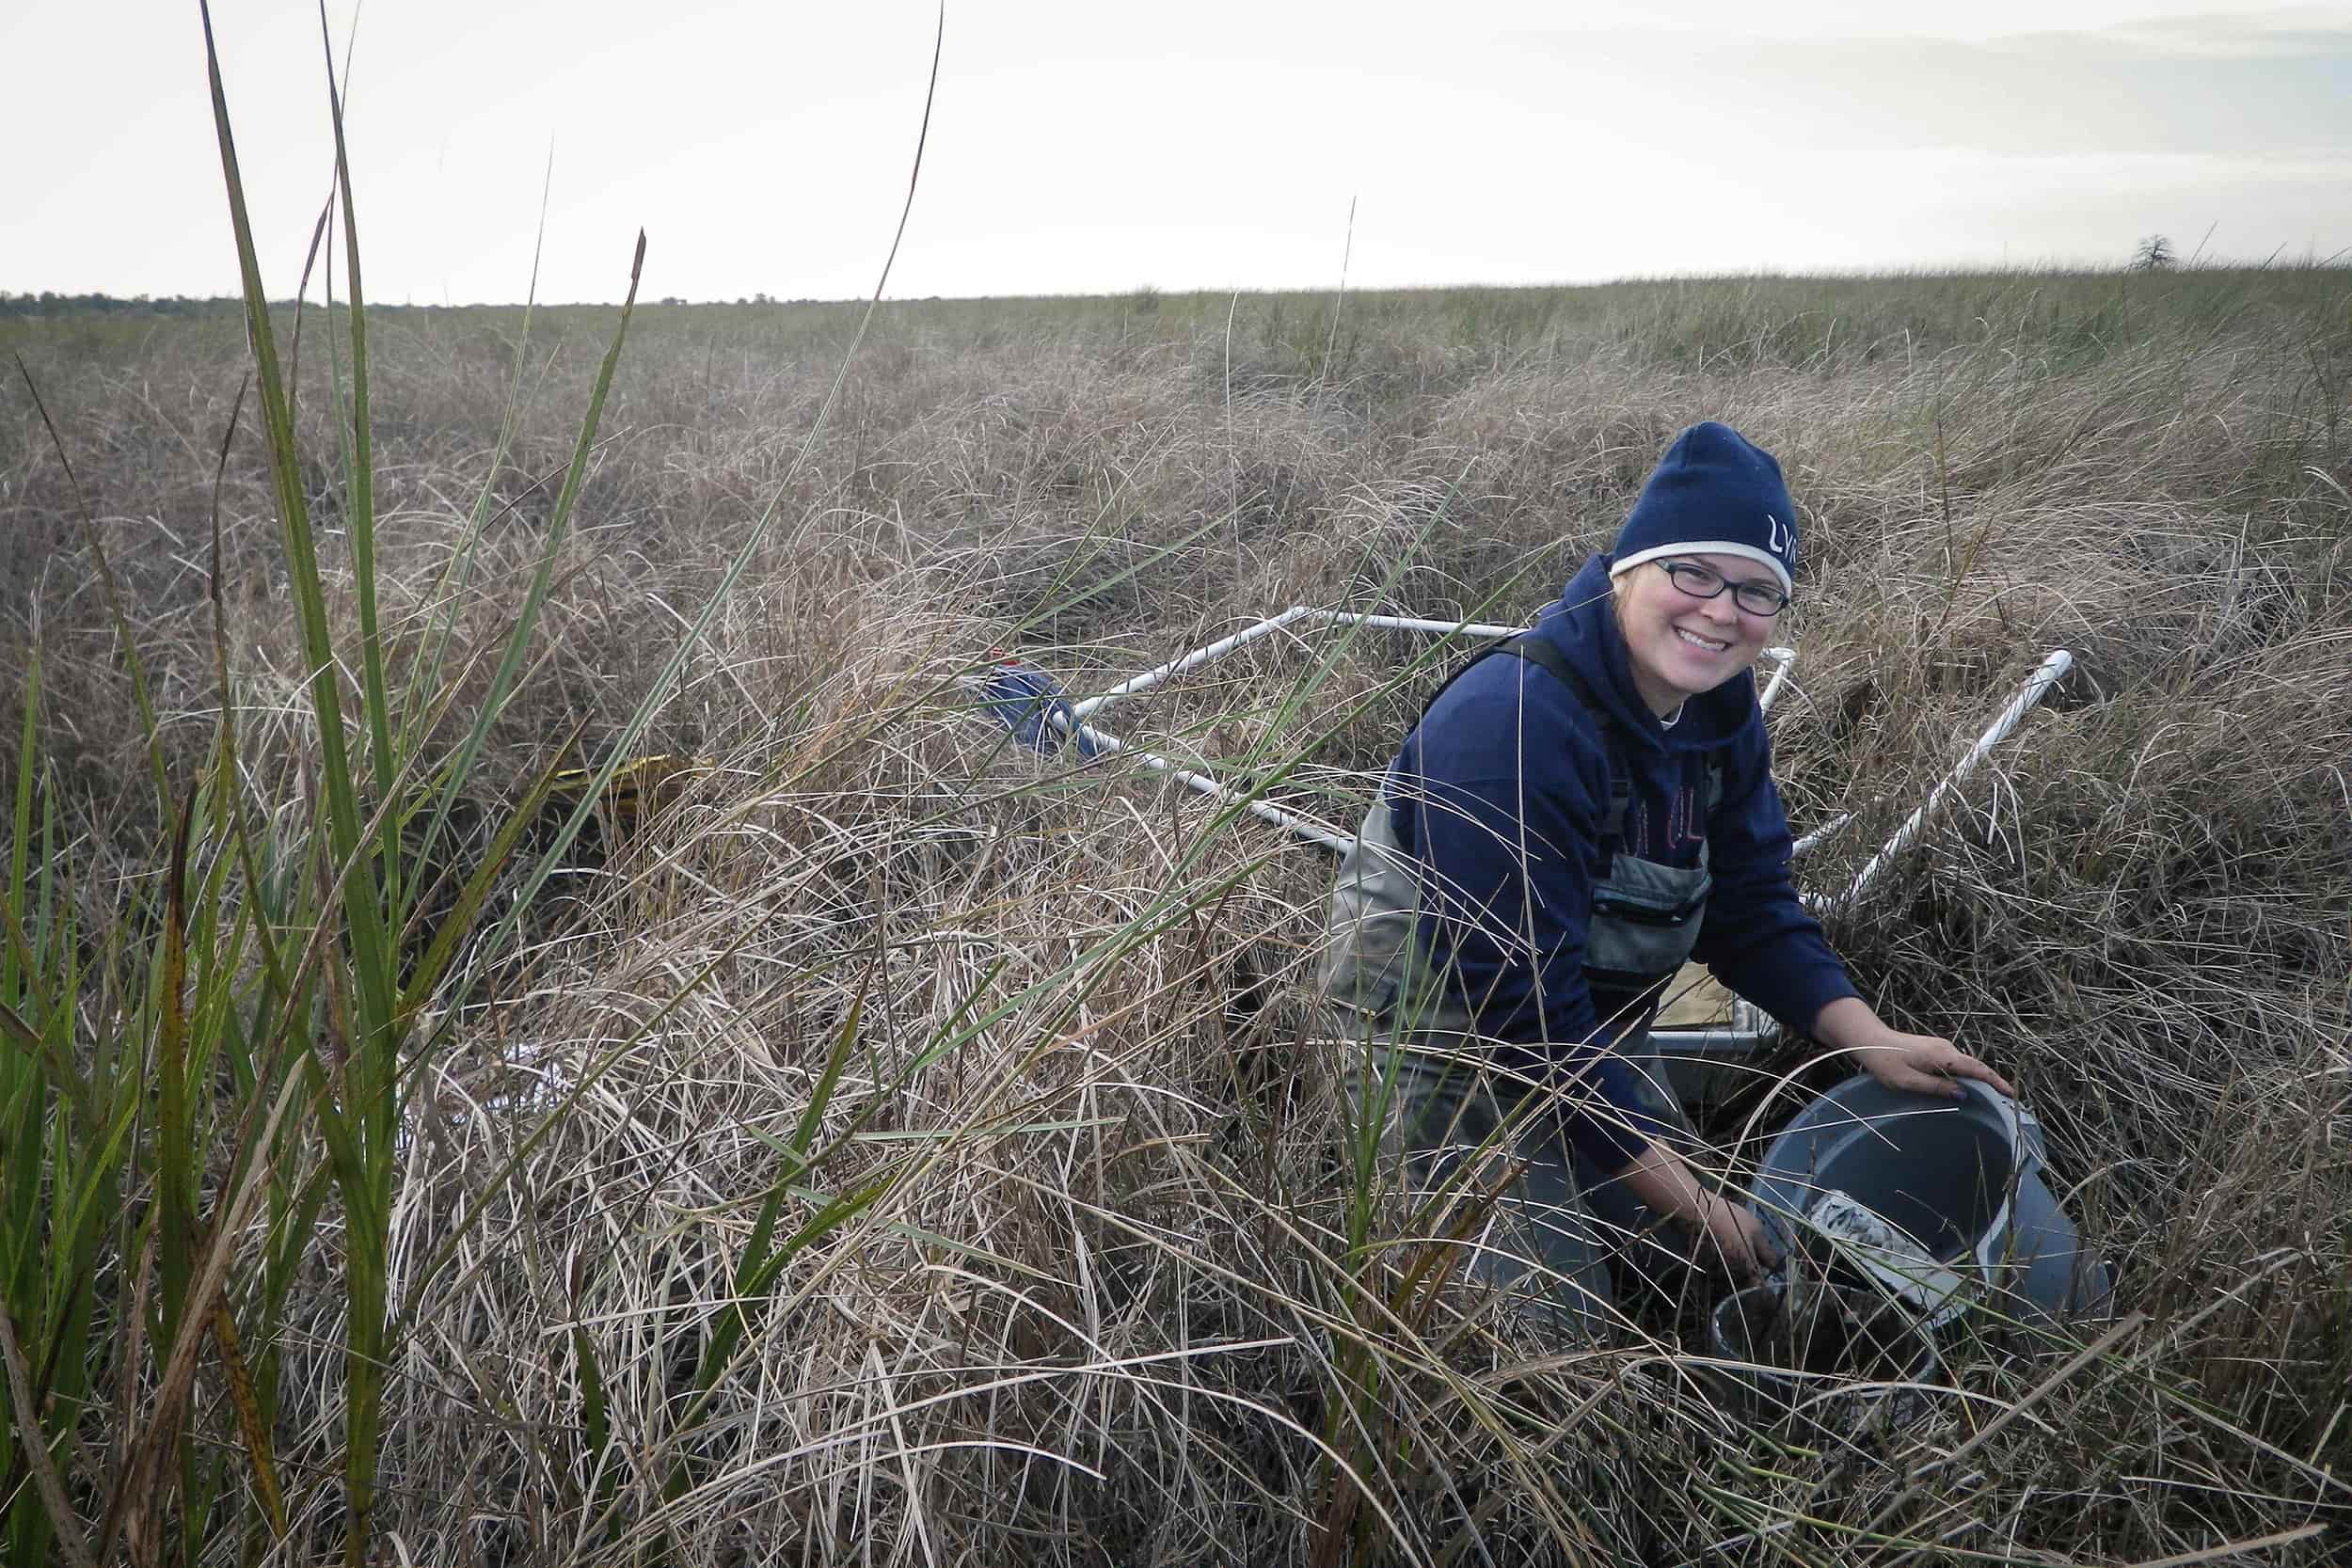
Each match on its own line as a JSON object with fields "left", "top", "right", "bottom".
{"left": 1654, "top": 560, "right": 1791, "bottom": 618}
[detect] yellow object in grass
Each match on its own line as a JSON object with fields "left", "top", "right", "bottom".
{"left": 545, "top": 753, "right": 707, "bottom": 834}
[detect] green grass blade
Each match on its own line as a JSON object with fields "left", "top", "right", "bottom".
{"left": 198, "top": 16, "right": 416, "bottom": 1554}
{"left": 197, "top": 0, "right": 394, "bottom": 1032}
{"left": 787, "top": 961, "right": 870, "bottom": 1180}
{"left": 662, "top": 966, "right": 883, "bottom": 1432}
{"left": 313, "top": 0, "right": 393, "bottom": 818}
{"left": 0, "top": 1296, "right": 94, "bottom": 1568}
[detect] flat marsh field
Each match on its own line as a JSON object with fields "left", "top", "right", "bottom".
{"left": 3, "top": 268, "right": 2349, "bottom": 1565}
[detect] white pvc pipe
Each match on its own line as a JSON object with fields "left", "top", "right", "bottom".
{"left": 1758, "top": 646, "right": 1797, "bottom": 713}
{"left": 1055, "top": 709, "right": 1359, "bottom": 854}
{"left": 1318, "top": 611, "right": 1529, "bottom": 639}
{"left": 1073, "top": 606, "right": 1541, "bottom": 722}
{"left": 1071, "top": 605, "right": 1324, "bottom": 721}
{"left": 1790, "top": 812, "right": 1854, "bottom": 858}
{"left": 1652, "top": 1027, "right": 1775, "bottom": 1054}
{"left": 1817, "top": 648, "right": 2074, "bottom": 912}
{"left": 1066, "top": 607, "right": 1535, "bottom": 852}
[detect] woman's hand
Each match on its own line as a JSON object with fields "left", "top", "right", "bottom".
{"left": 1812, "top": 996, "right": 2016, "bottom": 1100}
{"left": 1697, "top": 1191, "right": 1780, "bottom": 1283}
{"left": 1616, "top": 1141, "right": 1781, "bottom": 1282}
{"left": 1857, "top": 1030, "right": 2016, "bottom": 1100}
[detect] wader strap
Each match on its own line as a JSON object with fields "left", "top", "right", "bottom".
{"left": 1409, "top": 633, "right": 1634, "bottom": 846}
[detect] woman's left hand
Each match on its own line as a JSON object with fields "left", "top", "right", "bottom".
{"left": 1857, "top": 1030, "right": 2016, "bottom": 1100}
{"left": 1813, "top": 997, "right": 2017, "bottom": 1101}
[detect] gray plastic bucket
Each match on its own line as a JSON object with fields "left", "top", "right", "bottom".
{"left": 1748, "top": 1077, "right": 2111, "bottom": 1324}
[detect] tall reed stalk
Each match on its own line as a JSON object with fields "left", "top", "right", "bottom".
{"left": 0, "top": 6, "right": 650, "bottom": 1561}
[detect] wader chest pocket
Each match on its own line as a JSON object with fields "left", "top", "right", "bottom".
{"left": 1592, "top": 853, "right": 1710, "bottom": 925}
{"left": 1584, "top": 852, "right": 1711, "bottom": 984}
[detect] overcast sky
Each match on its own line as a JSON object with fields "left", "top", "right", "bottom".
{"left": 6, "top": 1, "right": 2348, "bottom": 304}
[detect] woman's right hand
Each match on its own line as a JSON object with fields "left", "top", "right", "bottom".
{"left": 1697, "top": 1192, "right": 1780, "bottom": 1282}
{"left": 1616, "top": 1141, "right": 1782, "bottom": 1283}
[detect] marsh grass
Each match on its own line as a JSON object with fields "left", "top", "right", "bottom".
{"left": 3, "top": 32, "right": 2352, "bottom": 1564}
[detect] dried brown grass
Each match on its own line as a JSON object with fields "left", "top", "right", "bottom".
{"left": 4, "top": 273, "right": 2349, "bottom": 1563}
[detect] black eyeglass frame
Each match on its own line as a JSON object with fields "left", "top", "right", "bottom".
{"left": 1653, "top": 559, "right": 1792, "bottom": 618}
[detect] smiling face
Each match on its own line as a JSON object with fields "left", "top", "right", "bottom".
{"left": 1611, "top": 553, "right": 1778, "bottom": 716}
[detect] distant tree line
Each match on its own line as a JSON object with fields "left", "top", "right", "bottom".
{"left": 0, "top": 292, "right": 247, "bottom": 317}
{"left": 0, "top": 293, "right": 714, "bottom": 316}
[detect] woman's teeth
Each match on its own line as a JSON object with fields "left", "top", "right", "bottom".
{"left": 1676, "top": 627, "right": 1728, "bottom": 653}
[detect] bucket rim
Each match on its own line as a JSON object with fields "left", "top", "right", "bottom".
{"left": 1746, "top": 1076, "right": 2034, "bottom": 1313}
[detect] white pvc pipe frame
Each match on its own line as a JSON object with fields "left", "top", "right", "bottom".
{"left": 1031, "top": 609, "right": 2072, "bottom": 1053}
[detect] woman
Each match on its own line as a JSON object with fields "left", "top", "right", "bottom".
{"left": 1319, "top": 420, "right": 2012, "bottom": 1323}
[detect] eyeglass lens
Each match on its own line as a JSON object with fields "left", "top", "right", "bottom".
{"left": 1663, "top": 562, "right": 1786, "bottom": 615}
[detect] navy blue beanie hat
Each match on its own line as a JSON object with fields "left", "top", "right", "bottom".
{"left": 1609, "top": 421, "right": 1799, "bottom": 597}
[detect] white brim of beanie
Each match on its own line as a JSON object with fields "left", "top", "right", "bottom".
{"left": 1610, "top": 542, "right": 1792, "bottom": 598}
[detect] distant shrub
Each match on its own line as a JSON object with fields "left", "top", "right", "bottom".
{"left": 2133, "top": 233, "right": 2178, "bottom": 272}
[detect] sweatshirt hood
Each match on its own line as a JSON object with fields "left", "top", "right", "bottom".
{"left": 1530, "top": 553, "right": 1760, "bottom": 754}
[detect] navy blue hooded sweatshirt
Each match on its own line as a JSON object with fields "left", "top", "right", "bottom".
{"left": 1388, "top": 555, "right": 1858, "bottom": 1170}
